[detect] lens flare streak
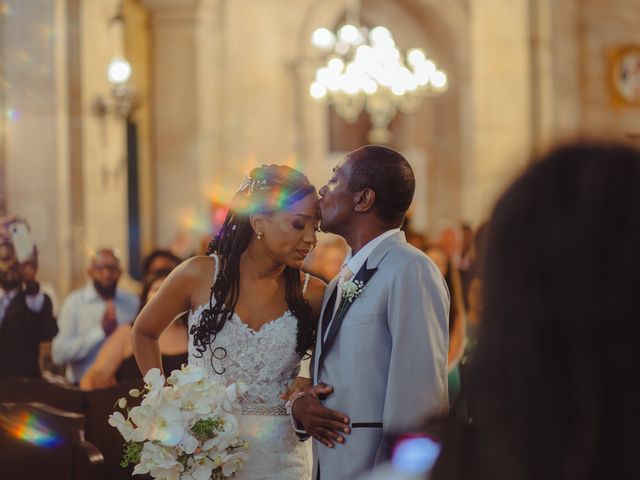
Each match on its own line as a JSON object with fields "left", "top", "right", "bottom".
{"left": 0, "top": 410, "right": 63, "bottom": 448}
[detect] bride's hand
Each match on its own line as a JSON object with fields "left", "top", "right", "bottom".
{"left": 280, "top": 377, "right": 313, "bottom": 401}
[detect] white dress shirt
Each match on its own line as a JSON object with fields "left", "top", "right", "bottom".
{"left": 52, "top": 282, "right": 139, "bottom": 383}
{"left": 323, "top": 228, "right": 400, "bottom": 342}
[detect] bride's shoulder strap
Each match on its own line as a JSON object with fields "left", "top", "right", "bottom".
{"left": 302, "top": 272, "right": 310, "bottom": 293}
{"left": 208, "top": 253, "right": 220, "bottom": 284}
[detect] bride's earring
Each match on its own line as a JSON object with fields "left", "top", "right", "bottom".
{"left": 257, "top": 231, "right": 263, "bottom": 240}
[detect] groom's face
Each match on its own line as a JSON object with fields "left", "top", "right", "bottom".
{"left": 318, "top": 156, "right": 355, "bottom": 235}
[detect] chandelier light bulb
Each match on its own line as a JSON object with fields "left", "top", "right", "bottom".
{"left": 309, "top": 21, "right": 448, "bottom": 143}
{"left": 311, "top": 28, "right": 336, "bottom": 50}
{"left": 338, "top": 24, "right": 361, "bottom": 45}
{"left": 370, "top": 26, "right": 391, "bottom": 43}
{"left": 328, "top": 57, "right": 345, "bottom": 73}
{"left": 431, "top": 70, "right": 448, "bottom": 89}
{"left": 363, "top": 80, "right": 378, "bottom": 94}
{"left": 108, "top": 57, "right": 132, "bottom": 85}
{"left": 391, "top": 84, "right": 406, "bottom": 96}
{"left": 407, "top": 48, "right": 426, "bottom": 67}
{"left": 310, "top": 82, "right": 328, "bottom": 99}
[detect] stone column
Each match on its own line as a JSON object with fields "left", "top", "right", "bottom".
{"left": 143, "top": 0, "right": 223, "bottom": 251}
{"left": 464, "top": 0, "right": 534, "bottom": 222}
{"left": 1, "top": 0, "right": 75, "bottom": 295}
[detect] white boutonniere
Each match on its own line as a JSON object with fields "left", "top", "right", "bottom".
{"left": 334, "top": 279, "right": 365, "bottom": 322}
{"left": 341, "top": 279, "right": 365, "bottom": 303}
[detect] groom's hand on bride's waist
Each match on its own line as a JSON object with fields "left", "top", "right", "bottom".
{"left": 291, "top": 383, "right": 351, "bottom": 449}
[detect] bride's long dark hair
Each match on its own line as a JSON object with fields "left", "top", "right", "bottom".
{"left": 190, "top": 165, "right": 316, "bottom": 370}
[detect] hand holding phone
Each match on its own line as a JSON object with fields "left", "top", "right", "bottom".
{"left": 8, "top": 220, "right": 35, "bottom": 263}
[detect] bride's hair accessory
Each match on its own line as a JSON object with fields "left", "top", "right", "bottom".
{"left": 238, "top": 176, "right": 268, "bottom": 193}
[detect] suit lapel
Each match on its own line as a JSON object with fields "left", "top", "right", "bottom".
{"left": 315, "top": 231, "right": 407, "bottom": 376}
{"left": 318, "top": 263, "right": 378, "bottom": 369}
{"left": 320, "top": 284, "right": 339, "bottom": 341}
{"left": 313, "top": 276, "right": 339, "bottom": 381}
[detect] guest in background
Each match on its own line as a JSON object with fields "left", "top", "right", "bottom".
{"left": 141, "top": 249, "right": 182, "bottom": 277}
{"left": 431, "top": 142, "right": 640, "bottom": 480}
{"left": 458, "top": 223, "right": 474, "bottom": 309}
{"left": 52, "top": 248, "right": 139, "bottom": 384}
{"left": 462, "top": 223, "right": 487, "bottom": 356}
{"left": 0, "top": 217, "right": 57, "bottom": 378}
{"left": 434, "top": 220, "right": 462, "bottom": 266}
{"left": 425, "top": 244, "right": 466, "bottom": 401}
{"left": 302, "top": 235, "right": 347, "bottom": 283}
{"left": 80, "top": 269, "right": 187, "bottom": 390}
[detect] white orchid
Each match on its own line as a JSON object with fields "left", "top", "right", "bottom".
{"left": 149, "top": 406, "right": 184, "bottom": 447}
{"left": 184, "top": 455, "right": 215, "bottom": 480}
{"left": 107, "top": 411, "right": 135, "bottom": 442}
{"left": 110, "top": 365, "right": 249, "bottom": 479}
{"left": 134, "top": 442, "right": 183, "bottom": 479}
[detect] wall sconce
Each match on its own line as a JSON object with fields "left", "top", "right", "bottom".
{"left": 93, "top": 57, "right": 136, "bottom": 119}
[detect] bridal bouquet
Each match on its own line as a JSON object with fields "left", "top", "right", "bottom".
{"left": 109, "top": 365, "right": 249, "bottom": 480}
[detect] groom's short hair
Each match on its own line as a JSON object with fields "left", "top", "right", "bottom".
{"left": 347, "top": 145, "right": 415, "bottom": 226}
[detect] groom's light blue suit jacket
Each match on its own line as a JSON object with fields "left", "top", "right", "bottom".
{"left": 310, "top": 231, "right": 449, "bottom": 480}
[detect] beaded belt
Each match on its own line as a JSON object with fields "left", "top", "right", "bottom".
{"left": 241, "top": 404, "right": 287, "bottom": 416}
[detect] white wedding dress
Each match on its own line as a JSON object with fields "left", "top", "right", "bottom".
{"left": 188, "top": 254, "right": 311, "bottom": 479}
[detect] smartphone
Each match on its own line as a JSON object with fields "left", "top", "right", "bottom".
{"left": 8, "top": 220, "right": 35, "bottom": 263}
{"left": 389, "top": 433, "right": 442, "bottom": 474}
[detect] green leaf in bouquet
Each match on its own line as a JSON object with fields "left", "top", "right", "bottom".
{"left": 120, "top": 440, "right": 143, "bottom": 468}
{"left": 191, "top": 417, "right": 226, "bottom": 442}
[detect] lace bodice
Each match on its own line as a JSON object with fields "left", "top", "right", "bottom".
{"left": 188, "top": 306, "right": 301, "bottom": 404}
{"left": 187, "top": 255, "right": 305, "bottom": 405}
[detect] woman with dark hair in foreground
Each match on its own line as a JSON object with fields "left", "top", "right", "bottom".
{"left": 431, "top": 141, "right": 640, "bottom": 480}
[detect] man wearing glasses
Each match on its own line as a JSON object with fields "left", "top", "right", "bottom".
{"left": 52, "top": 248, "right": 139, "bottom": 384}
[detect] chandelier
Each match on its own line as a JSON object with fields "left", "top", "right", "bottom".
{"left": 309, "top": 22, "right": 448, "bottom": 143}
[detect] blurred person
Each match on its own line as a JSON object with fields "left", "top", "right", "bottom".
{"left": 0, "top": 217, "right": 57, "bottom": 378}
{"left": 431, "top": 141, "right": 640, "bottom": 480}
{"left": 459, "top": 223, "right": 473, "bottom": 270}
{"left": 141, "top": 249, "right": 182, "bottom": 276}
{"left": 303, "top": 235, "right": 348, "bottom": 283}
{"left": 434, "top": 220, "right": 462, "bottom": 264}
{"left": 291, "top": 145, "right": 449, "bottom": 480}
{"left": 458, "top": 223, "right": 474, "bottom": 309}
{"left": 132, "top": 165, "right": 326, "bottom": 479}
{"left": 402, "top": 215, "right": 427, "bottom": 251}
{"left": 80, "top": 269, "right": 187, "bottom": 390}
{"left": 52, "top": 248, "right": 139, "bottom": 384}
{"left": 19, "top": 247, "right": 64, "bottom": 376}
{"left": 425, "top": 244, "right": 467, "bottom": 401}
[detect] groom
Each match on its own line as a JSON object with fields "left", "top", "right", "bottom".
{"left": 290, "top": 145, "right": 450, "bottom": 479}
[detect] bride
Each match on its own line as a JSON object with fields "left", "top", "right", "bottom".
{"left": 132, "top": 165, "right": 326, "bottom": 479}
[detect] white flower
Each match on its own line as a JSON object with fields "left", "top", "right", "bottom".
{"left": 110, "top": 368, "right": 249, "bottom": 479}
{"left": 167, "top": 364, "right": 205, "bottom": 388}
{"left": 129, "top": 404, "right": 156, "bottom": 441}
{"left": 221, "top": 452, "right": 249, "bottom": 477}
{"left": 184, "top": 455, "right": 215, "bottom": 480}
{"left": 107, "top": 411, "right": 135, "bottom": 442}
{"left": 149, "top": 406, "right": 185, "bottom": 447}
{"left": 341, "top": 279, "right": 365, "bottom": 302}
{"left": 134, "top": 442, "right": 183, "bottom": 480}
{"left": 142, "top": 368, "right": 166, "bottom": 405}
{"left": 179, "top": 431, "right": 199, "bottom": 455}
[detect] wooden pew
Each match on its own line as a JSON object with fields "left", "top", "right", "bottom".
{"left": 0, "top": 377, "right": 145, "bottom": 480}
{"left": 0, "top": 402, "right": 102, "bottom": 480}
